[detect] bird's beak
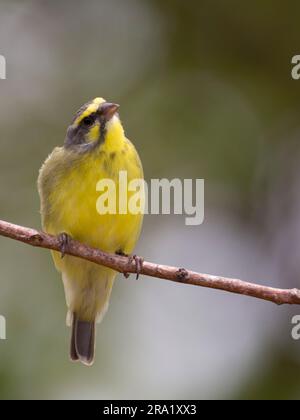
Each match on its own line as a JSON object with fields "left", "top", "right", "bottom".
{"left": 101, "top": 102, "right": 120, "bottom": 121}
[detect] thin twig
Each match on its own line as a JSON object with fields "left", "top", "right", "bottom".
{"left": 0, "top": 219, "right": 299, "bottom": 305}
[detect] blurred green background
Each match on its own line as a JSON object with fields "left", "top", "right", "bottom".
{"left": 1, "top": 0, "right": 300, "bottom": 400}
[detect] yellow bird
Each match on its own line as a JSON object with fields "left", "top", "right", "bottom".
{"left": 38, "top": 98, "right": 144, "bottom": 365}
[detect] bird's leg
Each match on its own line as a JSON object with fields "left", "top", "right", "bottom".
{"left": 58, "top": 232, "right": 71, "bottom": 259}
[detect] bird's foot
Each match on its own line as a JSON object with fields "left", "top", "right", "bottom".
{"left": 115, "top": 250, "right": 144, "bottom": 280}
{"left": 115, "top": 249, "right": 130, "bottom": 278}
{"left": 129, "top": 254, "right": 144, "bottom": 280}
{"left": 58, "top": 232, "right": 71, "bottom": 259}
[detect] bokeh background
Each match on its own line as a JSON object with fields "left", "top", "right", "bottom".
{"left": 0, "top": 0, "right": 300, "bottom": 400}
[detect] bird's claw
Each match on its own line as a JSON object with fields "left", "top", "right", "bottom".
{"left": 58, "top": 232, "right": 71, "bottom": 259}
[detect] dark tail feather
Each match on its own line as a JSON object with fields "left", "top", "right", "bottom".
{"left": 70, "top": 313, "right": 95, "bottom": 366}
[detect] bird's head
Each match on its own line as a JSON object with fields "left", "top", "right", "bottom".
{"left": 65, "top": 97, "right": 122, "bottom": 151}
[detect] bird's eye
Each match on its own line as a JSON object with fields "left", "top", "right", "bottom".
{"left": 82, "top": 116, "right": 94, "bottom": 126}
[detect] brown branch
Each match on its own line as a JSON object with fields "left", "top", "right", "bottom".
{"left": 0, "top": 218, "right": 300, "bottom": 306}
